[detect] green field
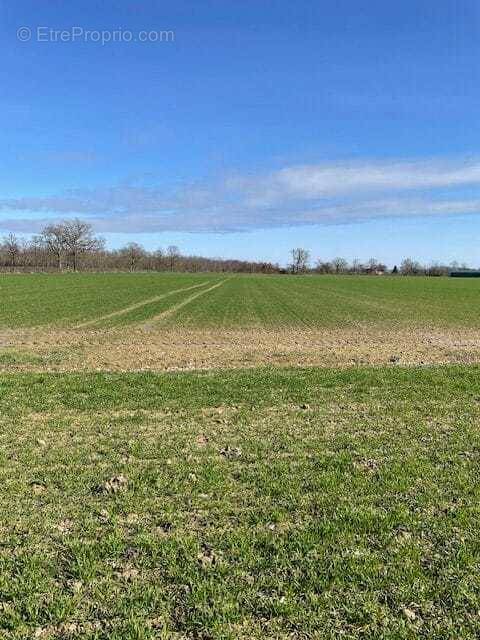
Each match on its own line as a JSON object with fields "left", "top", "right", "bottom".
{"left": 0, "top": 273, "right": 217, "bottom": 328}
{"left": 1, "top": 274, "right": 480, "bottom": 638}
{"left": 1, "top": 366, "right": 480, "bottom": 638}
{"left": 0, "top": 272, "right": 480, "bottom": 329}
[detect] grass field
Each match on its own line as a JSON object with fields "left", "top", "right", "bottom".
{"left": 1, "top": 273, "right": 480, "bottom": 638}
{"left": 0, "top": 273, "right": 218, "bottom": 328}
{"left": 1, "top": 366, "right": 480, "bottom": 639}
{"left": 1, "top": 272, "right": 479, "bottom": 373}
{"left": 1, "top": 273, "right": 480, "bottom": 329}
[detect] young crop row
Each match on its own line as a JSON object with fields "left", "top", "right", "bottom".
{"left": 1, "top": 273, "right": 479, "bottom": 329}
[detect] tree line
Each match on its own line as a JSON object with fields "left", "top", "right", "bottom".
{"left": 0, "top": 220, "right": 471, "bottom": 276}
{"left": 289, "top": 248, "right": 472, "bottom": 276}
{"left": 0, "top": 219, "right": 279, "bottom": 273}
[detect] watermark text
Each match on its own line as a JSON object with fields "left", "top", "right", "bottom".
{"left": 17, "top": 26, "right": 175, "bottom": 45}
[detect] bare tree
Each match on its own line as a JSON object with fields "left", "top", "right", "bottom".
{"left": 351, "top": 258, "right": 362, "bottom": 274}
{"left": 2, "top": 233, "right": 21, "bottom": 270}
{"left": 315, "top": 259, "right": 333, "bottom": 274}
{"left": 290, "top": 248, "right": 310, "bottom": 274}
{"left": 41, "top": 223, "right": 68, "bottom": 270}
{"left": 167, "top": 245, "right": 180, "bottom": 272}
{"left": 332, "top": 257, "right": 348, "bottom": 274}
{"left": 400, "top": 258, "right": 424, "bottom": 275}
{"left": 62, "top": 219, "right": 104, "bottom": 271}
{"left": 29, "top": 235, "right": 44, "bottom": 269}
{"left": 40, "top": 220, "right": 103, "bottom": 271}
{"left": 153, "top": 247, "right": 164, "bottom": 271}
{"left": 121, "top": 242, "right": 145, "bottom": 271}
{"left": 0, "top": 223, "right": 467, "bottom": 278}
{"left": 426, "top": 262, "right": 449, "bottom": 277}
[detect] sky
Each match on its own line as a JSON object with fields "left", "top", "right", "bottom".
{"left": 0, "top": 0, "right": 479, "bottom": 267}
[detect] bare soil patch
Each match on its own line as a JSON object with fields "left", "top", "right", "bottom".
{"left": 1, "top": 324, "right": 480, "bottom": 372}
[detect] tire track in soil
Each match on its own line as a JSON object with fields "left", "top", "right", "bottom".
{"left": 143, "top": 279, "right": 229, "bottom": 327}
{"left": 74, "top": 281, "right": 211, "bottom": 329}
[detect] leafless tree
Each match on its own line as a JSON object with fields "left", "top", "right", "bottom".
{"left": 0, "top": 218, "right": 466, "bottom": 276}
{"left": 290, "top": 248, "right": 310, "bottom": 274}
{"left": 351, "top": 258, "right": 362, "bottom": 274}
{"left": 2, "top": 233, "right": 21, "bottom": 269}
{"left": 167, "top": 245, "right": 180, "bottom": 272}
{"left": 400, "top": 258, "right": 424, "bottom": 275}
{"left": 315, "top": 259, "right": 333, "bottom": 274}
{"left": 332, "top": 257, "right": 348, "bottom": 274}
{"left": 62, "top": 219, "right": 104, "bottom": 271}
{"left": 121, "top": 242, "right": 145, "bottom": 271}
{"left": 426, "top": 262, "right": 449, "bottom": 277}
{"left": 39, "top": 219, "right": 104, "bottom": 271}
{"left": 153, "top": 248, "right": 164, "bottom": 271}
{"left": 30, "top": 235, "right": 44, "bottom": 269}
{"left": 41, "top": 223, "right": 68, "bottom": 270}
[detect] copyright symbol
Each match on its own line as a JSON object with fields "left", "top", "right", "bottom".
{"left": 17, "top": 27, "right": 31, "bottom": 42}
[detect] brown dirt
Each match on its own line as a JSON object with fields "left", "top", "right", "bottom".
{"left": 1, "top": 324, "right": 480, "bottom": 372}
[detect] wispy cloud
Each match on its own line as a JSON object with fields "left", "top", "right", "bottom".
{"left": 0, "top": 156, "right": 479, "bottom": 234}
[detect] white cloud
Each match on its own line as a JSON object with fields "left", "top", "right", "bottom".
{"left": 274, "top": 159, "right": 480, "bottom": 196}
{"left": 0, "top": 156, "right": 479, "bottom": 233}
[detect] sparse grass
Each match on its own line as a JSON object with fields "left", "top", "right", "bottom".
{"left": 0, "top": 349, "right": 65, "bottom": 367}
{"left": 1, "top": 273, "right": 480, "bottom": 329}
{"left": 1, "top": 365, "right": 480, "bottom": 638}
{"left": 0, "top": 350, "right": 44, "bottom": 365}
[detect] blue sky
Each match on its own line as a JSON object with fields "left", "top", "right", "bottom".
{"left": 0, "top": 0, "right": 479, "bottom": 266}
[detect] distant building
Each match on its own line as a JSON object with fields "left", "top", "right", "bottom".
{"left": 365, "top": 267, "right": 385, "bottom": 275}
{"left": 450, "top": 271, "right": 480, "bottom": 278}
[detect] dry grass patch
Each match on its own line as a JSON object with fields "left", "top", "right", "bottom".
{"left": 1, "top": 325, "right": 480, "bottom": 372}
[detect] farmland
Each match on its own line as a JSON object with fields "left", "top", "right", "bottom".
{"left": 1, "top": 273, "right": 480, "bottom": 373}
{"left": 2, "top": 366, "right": 480, "bottom": 638}
{"left": 0, "top": 272, "right": 480, "bottom": 329}
{"left": 1, "top": 273, "right": 480, "bottom": 638}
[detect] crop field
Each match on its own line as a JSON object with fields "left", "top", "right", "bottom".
{"left": 0, "top": 273, "right": 480, "bottom": 329}
{"left": 0, "top": 273, "right": 219, "bottom": 328}
{"left": 1, "top": 274, "right": 480, "bottom": 638}
{"left": 1, "top": 273, "right": 480, "bottom": 373}
{"left": 1, "top": 366, "right": 480, "bottom": 639}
